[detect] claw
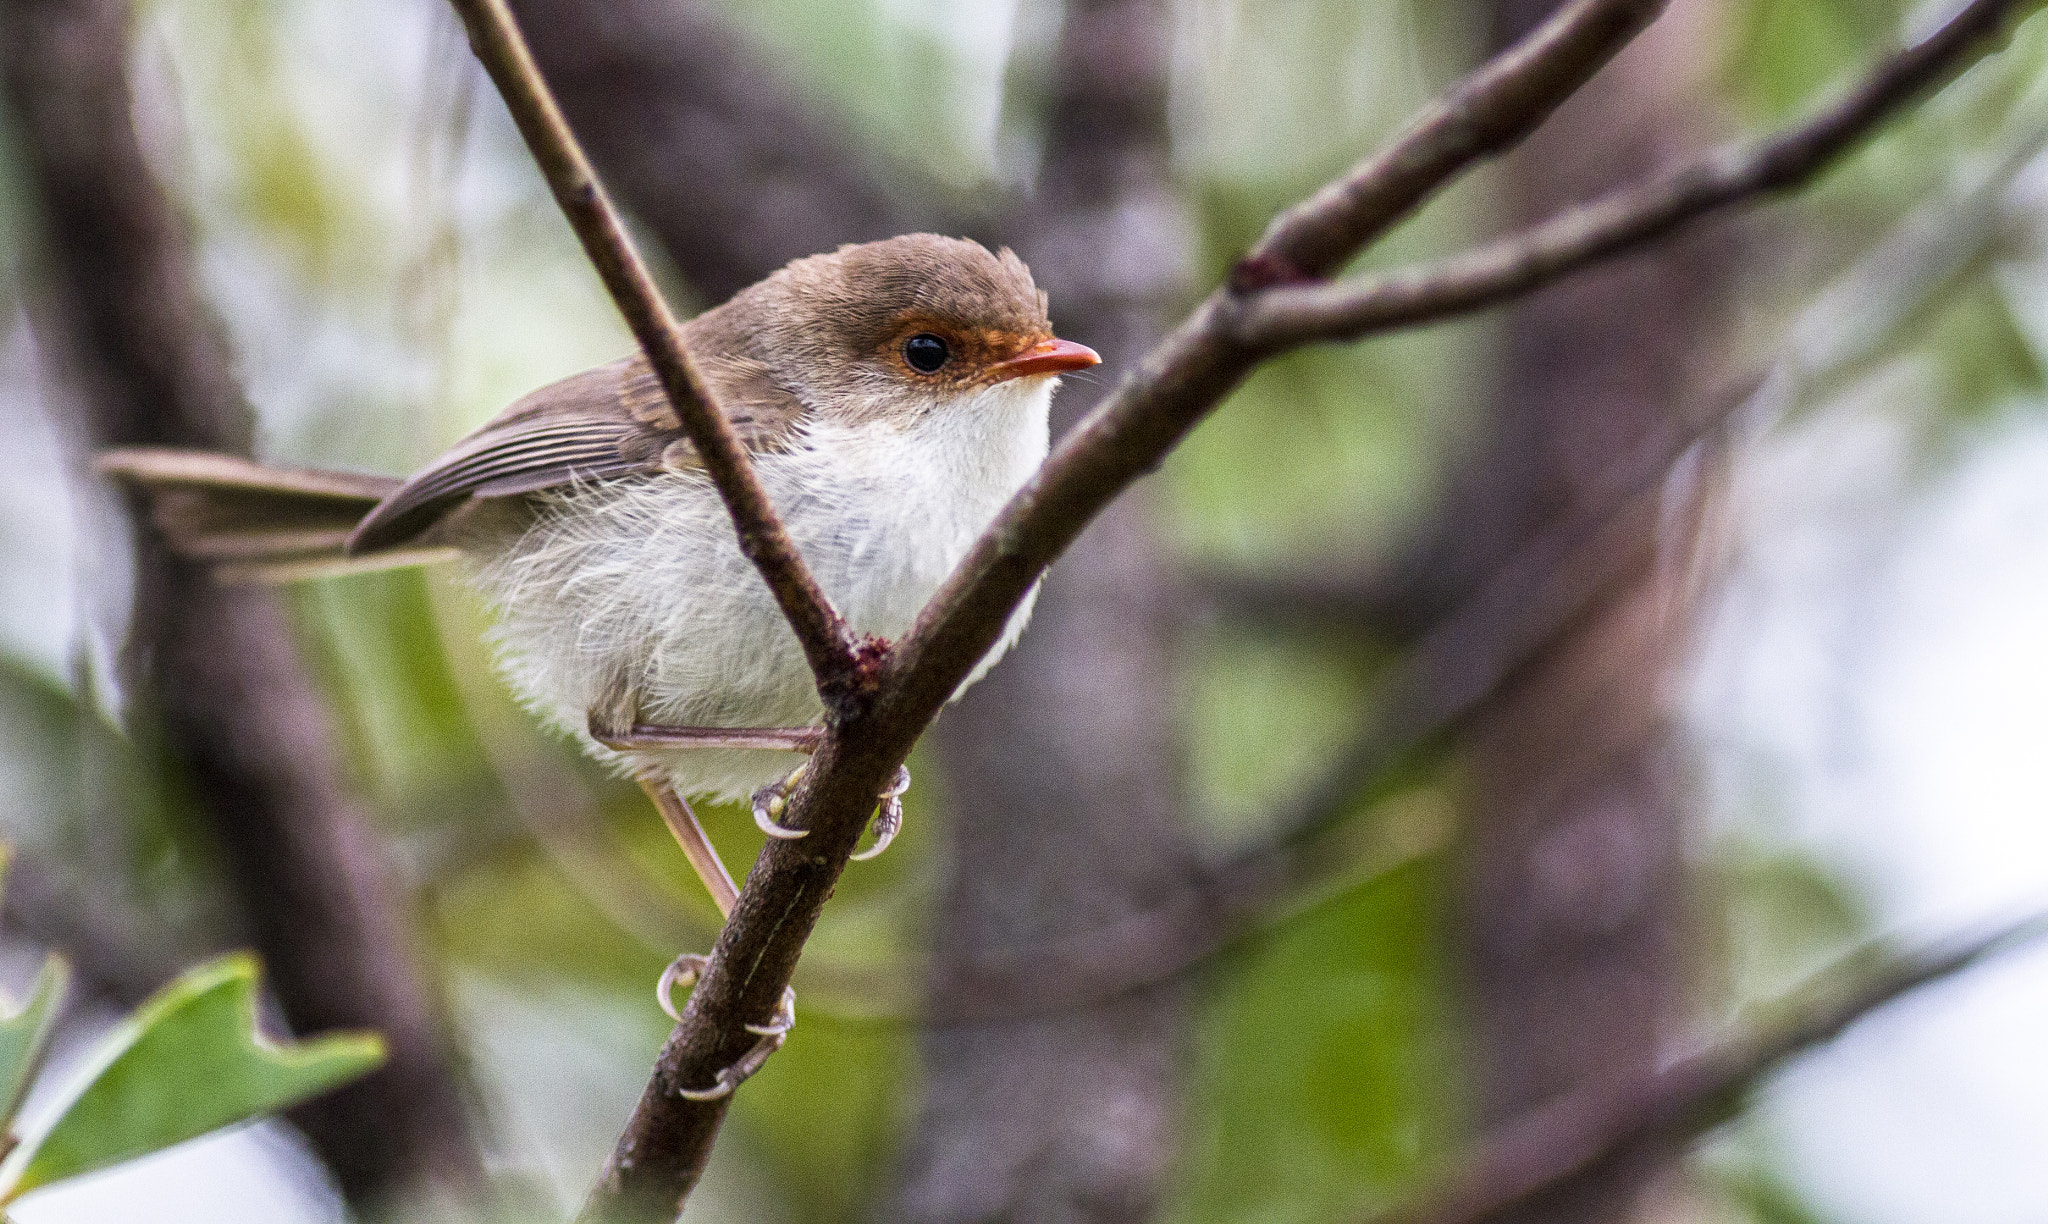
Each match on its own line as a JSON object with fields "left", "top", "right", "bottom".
{"left": 656, "top": 952, "right": 711, "bottom": 1023}
{"left": 656, "top": 951, "right": 798, "bottom": 1101}
{"left": 851, "top": 765, "right": 912, "bottom": 861}
{"left": 752, "top": 765, "right": 810, "bottom": 840}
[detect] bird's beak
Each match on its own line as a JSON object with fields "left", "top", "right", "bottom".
{"left": 990, "top": 337, "right": 1101, "bottom": 382}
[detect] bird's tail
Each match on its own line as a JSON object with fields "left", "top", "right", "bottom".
{"left": 94, "top": 448, "right": 457, "bottom": 583}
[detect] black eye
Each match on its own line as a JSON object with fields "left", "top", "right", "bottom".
{"left": 903, "top": 333, "right": 950, "bottom": 373}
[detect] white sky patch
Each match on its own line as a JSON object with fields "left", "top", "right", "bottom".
{"left": 1693, "top": 405, "right": 2048, "bottom": 1224}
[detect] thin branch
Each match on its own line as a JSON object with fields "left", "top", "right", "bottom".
{"left": 1236, "top": 0, "right": 2034, "bottom": 347}
{"left": 1367, "top": 912, "right": 2048, "bottom": 1224}
{"left": 443, "top": 0, "right": 862, "bottom": 693}
{"left": 953, "top": 113, "right": 2048, "bottom": 1023}
{"left": 1232, "top": 0, "right": 1670, "bottom": 288}
{"left": 872, "top": 0, "right": 1679, "bottom": 776}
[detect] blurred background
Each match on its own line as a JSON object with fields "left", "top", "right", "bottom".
{"left": 1, "top": 0, "right": 2047, "bottom": 1220}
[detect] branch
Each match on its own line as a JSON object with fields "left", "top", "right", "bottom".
{"left": 444, "top": 0, "right": 862, "bottom": 692}
{"left": 1232, "top": 0, "right": 1669, "bottom": 288}
{"left": 963, "top": 108, "right": 2048, "bottom": 1023}
{"left": 1236, "top": 0, "right": 2034, "bottom": 347}
{"left": 874, "top": 0, "right": 1674, "bottom": 766}
{"left": 1368, "top": 913, "right": 2048, "bottom": 1224}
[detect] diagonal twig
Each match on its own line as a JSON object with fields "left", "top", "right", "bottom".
{"left": 1232, "top": 0, "right": 1671, "bottom": 288}
{"left": 443, "top": 0, "right": 861, "bottom": 694}
{"left": 1367, "top": 912, "right": 2048, "bottom": 1224}
{"left": 1235, "top": 0, "right": 2037, "bottom": 347}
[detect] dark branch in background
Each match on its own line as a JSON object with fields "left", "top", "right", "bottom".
{"left": 446, "top": 0, "right": 862, "bottom": 690}
{"left": 1432, "top": 3, "right": 1718, "bottom": 1218}
{"left": 1367, "top": 914, "right": 2048, "bottom": 1224}
{"left": 1235, "top": 0, "right": 2037, "bottom": 347}
{"left": 506, "top": 0, "right": 974, "bottom": 306}
{"left": 0, "top": 0, "right": 489, "bottom": 1209}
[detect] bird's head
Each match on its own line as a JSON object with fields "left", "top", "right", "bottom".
{"left": 694, "top": 234, "right": 1100, "bottom": 425}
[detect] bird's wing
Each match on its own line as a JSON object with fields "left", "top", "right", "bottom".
{"left": 346, "top": 351, "right": 806, "bottom": 554}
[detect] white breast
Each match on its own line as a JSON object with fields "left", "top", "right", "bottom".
{"left": 466, "top": 376, "right": 1054, "bottom": 801}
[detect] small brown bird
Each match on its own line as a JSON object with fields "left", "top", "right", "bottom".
{"left": 101, "top": 234, "right": 1099, "bottom": 921}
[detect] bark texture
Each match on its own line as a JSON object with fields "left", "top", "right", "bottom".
{"left": 0, "top": 0, "right": 487, "bottom": 1208}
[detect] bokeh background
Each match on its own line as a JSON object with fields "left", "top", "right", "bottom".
{"left": 2, "top": 0, "right": 2047, "bottom": 1221}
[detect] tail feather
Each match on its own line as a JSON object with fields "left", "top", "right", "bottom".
{"left": 95, "top": 448, "right": 456, "bottom": 582}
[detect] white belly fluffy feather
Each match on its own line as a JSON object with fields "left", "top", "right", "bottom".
{"left": 463, "top": 376, "right": 1054, "bottom": 801}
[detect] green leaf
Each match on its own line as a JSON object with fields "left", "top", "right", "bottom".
{"left": 0, "top": 957, "right": 69, "bottom": 1134}
{"left": 0, "top": 953, "right": 385, "bottom": 1201}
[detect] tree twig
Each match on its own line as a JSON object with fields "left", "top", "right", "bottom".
{"left": 941, "top": 105, "right": 2048, "bottom": 1024}
{"left": 1235, "top": 0, "right": 2034, "bottom": 347}
{"left": 1231, "top": 0, "right": 1670, "bottom": 288}
{"left": 872, "top": 0, "right": 1675, "bottom": 772}
{"left": 443, "top": 0, "right": 861, "bottom": 694}
{"left": 1367, "top": 912, "right": 2048, "bottom": 1224}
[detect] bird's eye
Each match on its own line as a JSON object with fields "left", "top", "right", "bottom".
{"left": 903, "top": 333, "right": 950, "bottom": 373}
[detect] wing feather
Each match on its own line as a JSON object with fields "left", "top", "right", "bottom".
{"left": 347, "top": 350, "right": 806, "bottom": 555}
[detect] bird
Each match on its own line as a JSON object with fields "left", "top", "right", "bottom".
{"left": 99, "top": 233, "right": 1100, "bottom": 926}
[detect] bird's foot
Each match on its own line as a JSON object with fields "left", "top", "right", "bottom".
{"left": 656, "top": 952, "right": 797, "bottom": 1102}
{"left": 854, "top": 766, "right": 912, "bottom": 861}
{"left": 752, "top": 765, "right": 810, "bottom": 840}
{"left": 753, "top": 764, "right": 912, "bottom": 859}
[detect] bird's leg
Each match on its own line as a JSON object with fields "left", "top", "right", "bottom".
{"left": 593, "top": 720, "right": 826, "bottom": 754}
{"left": 597, "top": 714, "right": 912, "bottom": 858}
{"left": 637, "top": 773, "right": 739, "bottom": 918}
{"left": 637, "top": 778, "right": 796, "bottom": 1095}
